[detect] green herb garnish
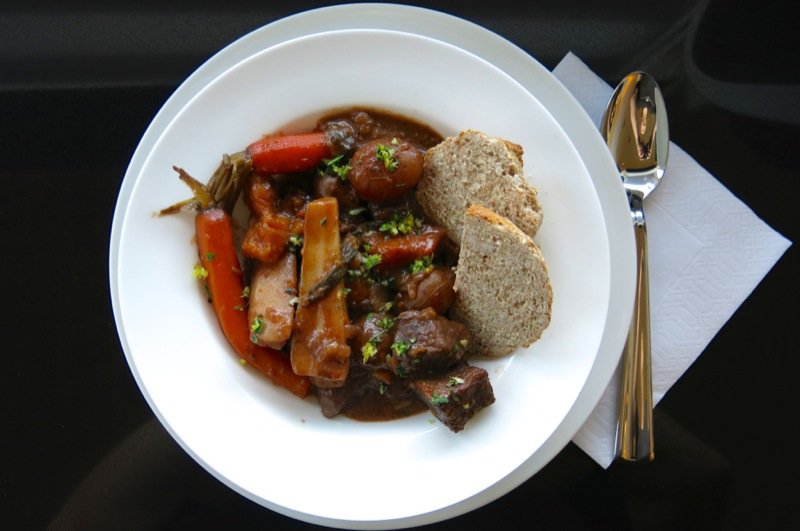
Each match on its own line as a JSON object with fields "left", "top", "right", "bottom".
{"left": 318, "top": 154, "right": 351, "bottom": 181}
{"left": 409, "top": 255, "right": 434, "bottom": 274}
{"left": 192, "top": 264, "right": 209, "bottom": 280}
{"left": 430, "top": 392, "right": 450, "bottom": 405}
{"left": 379, "top": 211, "right": 421, "bottom": 236}
{"left": 362, "top": 253, "right": 382, "bottom": 270}
{"left": 287, "top": 234, "right": 303, "bottom": 252}
{"left": 376, "top": 315, "right": 395, "bottom": 331}
{"left": 448, "top": 376, "right": 465, "bottom": 387}
{"left": 376, "top": 141, "right": 399, "bottom": 172}
{"left": 361, "top": 341, "right": 378, "bottom": 363}
{"left": 390, "top": 338, "right": 415, "bottom": 357}
{"left": 249, "top": 315, "right": 264, "bottom": 343}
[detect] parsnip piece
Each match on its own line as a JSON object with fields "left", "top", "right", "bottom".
{"left": 248, "top": 252, "right": 297, "bottom": 350}
{"left": 290, "top": 197, "right": 351, "bottom": 387}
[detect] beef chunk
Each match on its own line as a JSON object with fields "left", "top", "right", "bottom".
{"left": 410, "top": 364, "right": 495, "bottom": 432}
{"left": 312, "top": 172, "right": 363, "bottom": 213}
{"left": 388, "top": 308, "right": 469, "bottom": 377}
{"left": 316, "top": 362, "right": 371, "bottom": 418}
{"left": 346, "top": 277, "right": 391, "bottom": 314}
{"left": 349, "top": 311, "right": 395, "bottom": 369}
{"left": 394, "top": 266, "right": 456, "bottom": 314}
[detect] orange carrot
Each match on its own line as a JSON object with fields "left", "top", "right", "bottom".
{"left": 246, "top": 132, "right": 332, "bottom": 175}
{"left": 196, "top": 207, "right": 311, "bottom": 398}
{"left": 365, "top": 226, "right": 448, "bottom": 269}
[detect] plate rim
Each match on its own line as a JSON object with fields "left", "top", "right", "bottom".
{"left": 109, "top": 4, "right": 635, "bottom": 529}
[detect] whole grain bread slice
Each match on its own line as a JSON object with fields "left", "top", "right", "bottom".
{"left": 451, "top": 204, "right": 552, "bottom": 356}
{"left": 416, "top": 129, "right": 542, "bottom": 245}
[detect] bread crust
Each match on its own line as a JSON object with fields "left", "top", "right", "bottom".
{"left": 416, "top": 129, "right": 542, "bottom": 245}
{"left": 451, "top": 204, "right": 553, "bottom": 356}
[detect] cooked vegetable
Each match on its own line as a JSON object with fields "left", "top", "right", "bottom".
{"left": 241, "top": 214, "right": 293, "bottom": 264}
{"left": 364, "top": 225, "right": 448, "bottom": 269}
{"left": 246, "top": 132, "right": 332, "bottom": 175}
{"left": 348, "top": 137, "right": 424, "bottom": 202}
{"left": 161, "top": 109, "right": 505, "bottom": 431}
{"left": 290, "top": 197, "right": 351, "bottom": 387}
{"left": 248, "top": 252, "right": 297, "bottom": 350}
{"left": 160, "top": 166, "right": 310, "bottom": 398}
{"left": 241, "top": 174, "right": 296, "bottom": 264}
{"left": 302, "top": 262, "right": 347, "bottom": 306}
{"left": 195, "top": 207, "right": 310, "bottom": 398}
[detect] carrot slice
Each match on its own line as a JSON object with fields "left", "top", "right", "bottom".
{"left": 290, "top": 197, "right": 351, "bottom": 387}
{"left": 365, "top": 226, "right": 448, "bottom": 269}
{"left": 196, "top": 207, "right": 311, "bottom": 398}
{"left": 246, "top": 132, "right": 332, "bottom": 175}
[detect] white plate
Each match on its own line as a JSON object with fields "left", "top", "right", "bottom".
{"left": 110, "top": 6, "right": 634, "bottom": 530}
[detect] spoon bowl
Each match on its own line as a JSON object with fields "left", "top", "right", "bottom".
{"left": 601, "top": 71, "right": 669, "bottom": 462}
{"left": 601, "top": 72, "right": 669, "bottom": 199}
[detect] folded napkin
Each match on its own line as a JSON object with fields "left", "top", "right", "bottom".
{"left": 552, "top": 53, "right": 792, "bottom": 468}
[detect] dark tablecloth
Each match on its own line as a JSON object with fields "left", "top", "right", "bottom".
{"left": 2, "top": 1, "right": 797, "bottom": 529}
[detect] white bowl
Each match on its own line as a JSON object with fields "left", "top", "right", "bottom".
{"left": 111, "top": 27, "right": 628, "bottom": 529}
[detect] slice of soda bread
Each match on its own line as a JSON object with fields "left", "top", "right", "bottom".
{"left": 416, "top": 129, "right": 542, "bottom": 245}
{"left": 451, "top": 204, "right": 552, "bottom": 356}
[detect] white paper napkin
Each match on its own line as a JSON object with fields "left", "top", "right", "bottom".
{"left": 552, "top": 52, "right": 792, "bottom": 468}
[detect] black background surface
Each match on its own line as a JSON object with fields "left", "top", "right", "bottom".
{"left": 2, "top": 1, "right": 797, "bottom": 529}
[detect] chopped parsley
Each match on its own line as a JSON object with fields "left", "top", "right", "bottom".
{"left": 318, "top": 154, "right": 351, "bottom": 181}
{"left": 192, "top": 264, "right": 209, "bottom": 280}
{"left": 379, "top": 211, "right": 421, "bottom": 236}
{"left": 205, "top": 251, "right": 216, "bottom": 261}
{"left": 361, "top": 312, "right": 396, "bottom": 365}
{"left": 361, "top": 341, "right": 378, "bottom": 363}
{"left": 249, "top": 315, "right": 264, "bottom": 343}
{"left": 241, "top": 286, "right": 250, "bottom": 299}
{"left": 361, "top": 253, "right": 382, "bottom": 270}
{"left": 348, "top": 249, "right": 389, "bottom": 285}
{"left": 287, "top": 234, "right": 303, "bottom": 252}
{"left": 448, "top": 376, "right": 465, "bottom": 387}
{"left": 390, "top": 338, "right": 415, "bottom": 357}
{"left": 430, "top": 392, "right": 450, "bottom": 405}
{"left": 409, "top": 255, "right": 434, "bottom": 274}
{"left": 451, "top": 338, "right": 465, "bottom": 354}
{"left": 375, "top": 141, "right": 399, "bottom": 172}
{"left": 376, "top": 315, "right": 395, "bottom": 331}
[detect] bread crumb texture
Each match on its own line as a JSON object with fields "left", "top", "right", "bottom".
{"left": 452, "top": 204, "right": 553, "bottom": 356}
{"left": 416, "top": 129, "right": 542, "bottom": 245}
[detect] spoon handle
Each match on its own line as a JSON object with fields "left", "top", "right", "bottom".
{"left": 616, "top": 194, "right": 654, "bottom": 462}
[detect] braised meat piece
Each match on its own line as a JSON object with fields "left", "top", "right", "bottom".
{"left": 349, "top": 311, "right": 396, "bottom": 370}
{"left": 388, "top": 308, "right": 469, "bottom": 377}
{"left": 346, "top": 277, "right": 391, "bottom": 314}
{"left": 341, "top": 374, "right": 425, "bottom": 421}
{"left": 410, "top": 363, "right": 495, "bottom": 432}
{"left": 312, "top": 173, "right": 363, "bottom": 213}
{"left": 317, "top": 359, "right": 424, "bottom": 420}
{"left": 316, "top": 361, "right": 371, "bottom": 418}
{"left": 394, "top": 266, "right": 456, "bottom": 314}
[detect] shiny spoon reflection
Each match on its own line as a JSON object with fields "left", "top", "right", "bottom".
{"left": 600, "top": 71, "right": 669, "bottom": 462}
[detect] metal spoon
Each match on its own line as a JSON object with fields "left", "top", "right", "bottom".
{"left": 600, "top": 71, "right": 669, "bottom": 462}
